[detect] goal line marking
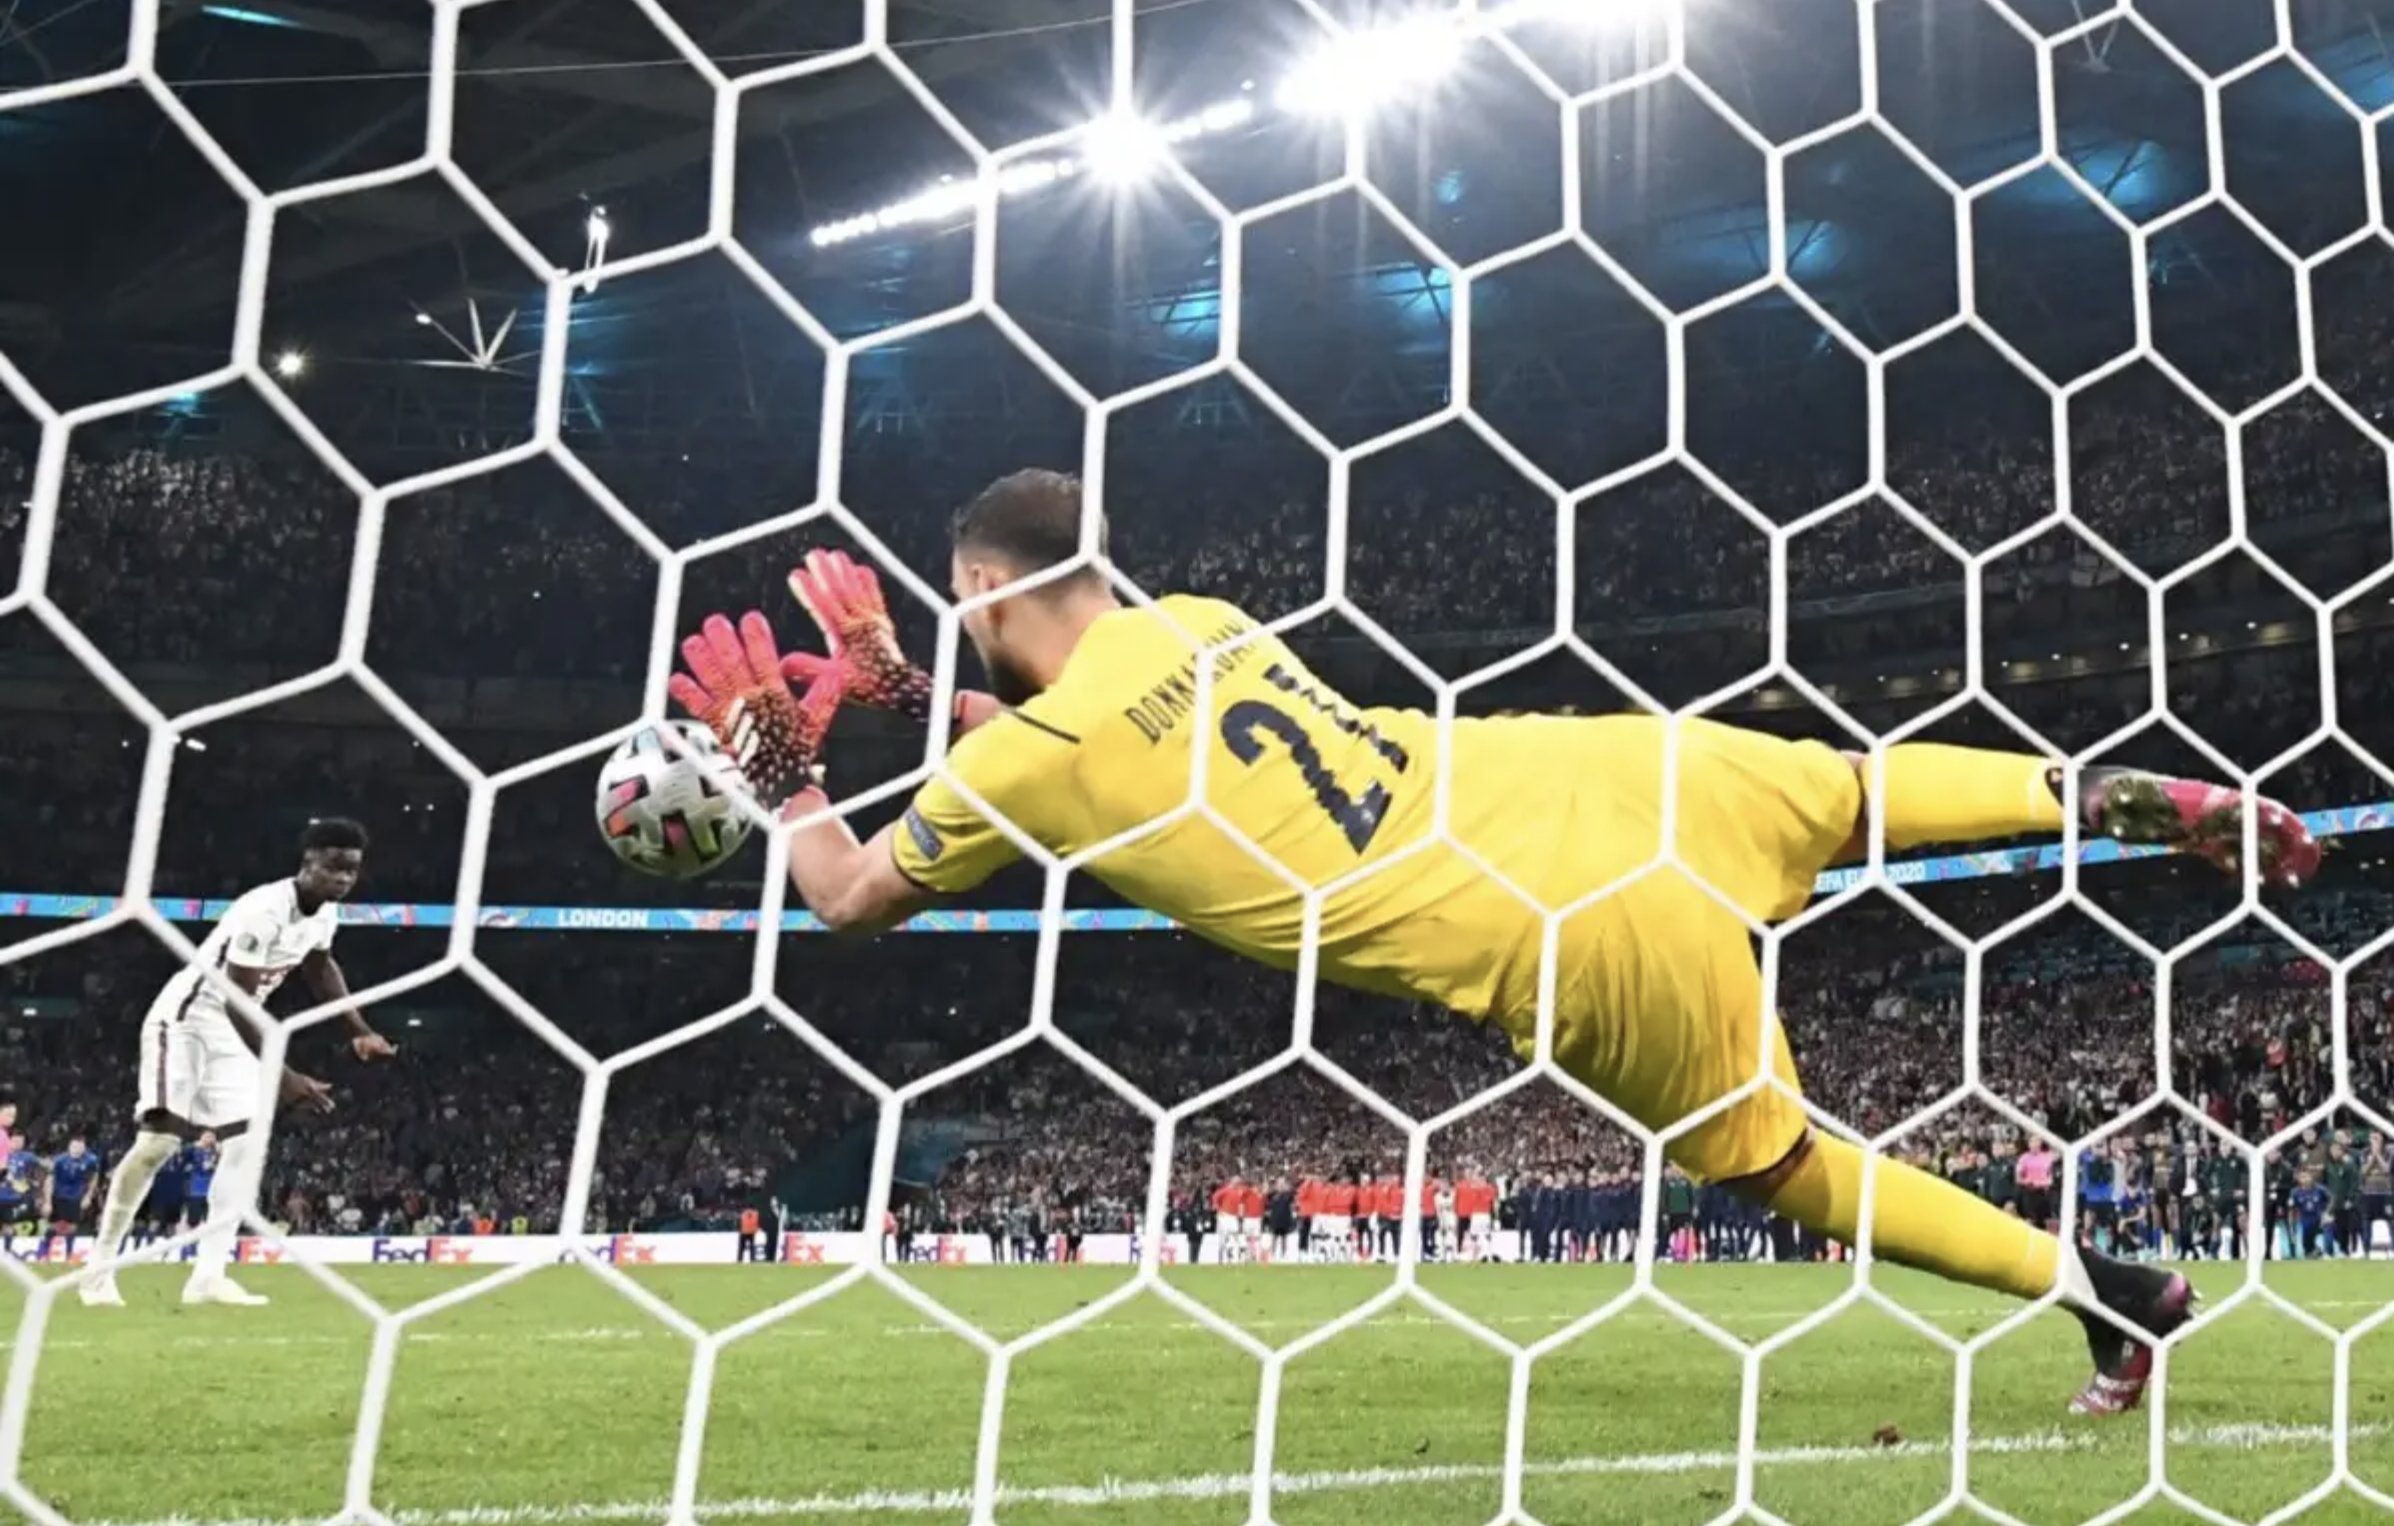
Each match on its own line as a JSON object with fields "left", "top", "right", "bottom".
{"left": 74, "top": 1419, "right": 2377, "bottom": 1526}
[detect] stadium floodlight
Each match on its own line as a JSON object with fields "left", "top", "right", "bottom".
{"left": 272, "top": 349, "right": 306, "bottom": 379}
{"left": 1174, "top": 99, "right": 1255, "bottom": 141}
{"left": 997, "top": 160, "right": 1065, "bottom": 196}
{"left": 800, "top": 0, "right": 1656, "bottom": 251}
{"left": 810, "top": 171, "right": 993, "bottom": 249}
{"left": 1275, "top": 12, "right": 1462, "bottom": 117}
{"left": 1082, "top": 114, "right": 1167, "bottom": 186}
{"left": 803, "top": 99, "right": 1252, "bottom": 248}
{"left": 1482, "top": 0, "right": 1661, "bottom": 25}
{"left": 1525, "top": 0, "right": 1688, "bottom": 27}
{"left": 580, "top": 206, "right": 612, "bottom": 297}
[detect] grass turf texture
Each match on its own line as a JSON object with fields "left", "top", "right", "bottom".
{"left": 6, "top": 1262, "right": 2394, "bottom": 1526}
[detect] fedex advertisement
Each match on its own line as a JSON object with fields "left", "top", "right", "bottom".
{"left": 0, "top": 1234, "right": 292, "bottom": 1266}
{"left": 1, "top": 1233, "right": 685, "bottom": 1267}
{"left": 4, "top": 1229, "right": 1550, "bottom": 1266}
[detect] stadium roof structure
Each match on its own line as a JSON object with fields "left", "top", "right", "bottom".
{"left": 3, "top": 0, "right": 2392, "bottom": 467}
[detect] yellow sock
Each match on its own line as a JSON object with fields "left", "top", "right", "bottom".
{"left": 1872, "top": 744, "right": 2064, "bottom": 851}
{"left": 1768, "top": 1132, "right": 2058, "bottom": 1301}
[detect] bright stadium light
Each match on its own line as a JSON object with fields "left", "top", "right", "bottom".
{"left": 580, "top": 205, "right": 612, "bottom": 296}
{"left": 805, "top": 101, "right": 1250, "bottom": 247}
{"left": 800, "top": 2, "right": 1638, "bottom": 249}
{"left": 1178, "top": 99, "right": 1255, "bottom": 139}
{"left": 1276, "top": 13, "right": 1462, "bottom": 117}
{"left": 811, "top": 171, "right": 993, "bottom": 248}
{"left": 1483, "top": 0, "right": 1623, "bottom": 23}
{"left": 273, "top": 349, "right": 306, "bottom": 378}
{"left": 1082, "top": 114, "right": 1166, "bottom": 185}
{"left": 1484, "top": 0, "right": 1680, "bottom": 25}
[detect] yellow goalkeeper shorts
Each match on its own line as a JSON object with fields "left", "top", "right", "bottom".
{"left": 1540, "top": 720, "right": 1861, "bottom": 1183}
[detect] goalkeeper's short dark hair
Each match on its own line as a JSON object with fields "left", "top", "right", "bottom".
{"left": 300, "top": 817, "right": 369, "bottom": 854}
{"left": 950, "top": 469, "right": 1108, "bottom": 589}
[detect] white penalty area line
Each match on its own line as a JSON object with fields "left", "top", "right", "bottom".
{"left": 81, "top": 1419, "right": 2383, "bottom": 1526}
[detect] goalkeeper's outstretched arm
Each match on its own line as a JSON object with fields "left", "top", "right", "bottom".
{"left": 778, "top": 787, "right": 938, "bottom": 937}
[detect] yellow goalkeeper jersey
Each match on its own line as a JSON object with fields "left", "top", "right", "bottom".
{"left": 893, "top": 594, "right": 1872, "bottom": 1179}
{"left": 892, "top": 596, "right": 1487, "bottom": 1001}
{"left": 890, "top": 595, "right": 1829, "bottom": 1025}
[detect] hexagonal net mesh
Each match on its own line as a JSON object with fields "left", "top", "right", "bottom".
{"left": 5, "top": 0, "right": 2394, "bottom": 1523}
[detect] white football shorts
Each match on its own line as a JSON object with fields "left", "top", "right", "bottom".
{"left": 136, "top": 1004, "right": 262, "bottom": 1130}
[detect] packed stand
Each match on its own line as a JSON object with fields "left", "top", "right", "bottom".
{"left": 7, "top": 889, "right": 2389, "bottom": 1260}
{"left": 7, "top": 299, "right": 2393, "bottom": 703}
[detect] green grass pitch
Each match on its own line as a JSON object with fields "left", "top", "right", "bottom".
{"left": 6, "top": 1261, "right": 2394, "bottom": 1525}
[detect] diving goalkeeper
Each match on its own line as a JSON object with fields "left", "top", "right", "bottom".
{"left": 668, "top": 469, "right": 2321, "bottom": 1416}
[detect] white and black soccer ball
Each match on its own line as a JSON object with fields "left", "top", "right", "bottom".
{"left": 595, "top": 721, "right": 753, "bottom": 879}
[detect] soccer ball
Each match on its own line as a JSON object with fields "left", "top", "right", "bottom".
{"left": 595, "top": 721, "right": 754, "bottom": 879}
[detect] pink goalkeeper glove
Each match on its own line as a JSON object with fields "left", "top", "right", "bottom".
{"left": 666, "top": 611, "right": 844, "bottom": 810}
{"left": 785, "top": 549, "right": 942, "bottom": 725}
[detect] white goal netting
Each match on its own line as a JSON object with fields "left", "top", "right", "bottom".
{"left": 3, "top": 1, "right": 2391, "bottom": 1524}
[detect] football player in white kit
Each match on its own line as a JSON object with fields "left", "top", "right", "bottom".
{"left": 80, "top": 819, "right": 395, "bottom": 1307}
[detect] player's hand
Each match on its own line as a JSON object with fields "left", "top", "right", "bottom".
{"left": 281, "top": 1070, "right": 336, "bottom": 1114}
{"left": 787, "top": 549, "right": 938, "bottom": 725}
{"left": 667, "top": 610, "right": 845, "bottom": 810}
{"left": 351, "top": 1032, "right": 398, "bottom": 1062}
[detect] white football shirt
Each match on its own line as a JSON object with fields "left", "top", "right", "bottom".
{"left": 154, "top": 879, "right": 339, "bottom": 1026}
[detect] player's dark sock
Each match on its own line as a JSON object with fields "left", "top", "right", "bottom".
{"left": 2066, "top": 1247, "right": 2195, "bottom": 1416}
{"left": 2074, "top": 1247, "right": 2186, "bottom": 1331}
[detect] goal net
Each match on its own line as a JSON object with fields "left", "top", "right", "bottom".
{"left": 3, "top": 0, "right": 2392, "bottom": 1524}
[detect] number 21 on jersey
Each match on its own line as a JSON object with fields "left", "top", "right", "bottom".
{"left": 1217, "top": 664, "right": 1410, "bottom": 853}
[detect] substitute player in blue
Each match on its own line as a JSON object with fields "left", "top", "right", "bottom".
{"left": 0, "top": 1146, "right": 39, "bottom": 1235}
{"left": 1600, "top": 1169, "right": 1637, "bottom": 1262}
{"left": 2112, "top": 1150, "right": 2149, "bottom": 1260}
{"left": 48, "top": 1137, "right": 99, "bottom": 1226}
{"left": 2289, "top": 1172, "right": 2330, "bottom": 1260}
{"left": 2079, "top": 1146, "right": 2116, "bottom": 1254}
{"left": 1563, "top": 1172, "right": 1594, "bottom": 1262}
{"left": 180, "top": 1135, "right": 217, "bottom": 1234}
{"left": 42, "top": 1136, "right": 99, "bottom": 1255}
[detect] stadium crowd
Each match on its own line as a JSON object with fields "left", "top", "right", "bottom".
{"left": 6, "top": 303, "right": 2393, "bottom": 699}
{"left": 4, "top": 883, "right": 2391, "bottom": 1260}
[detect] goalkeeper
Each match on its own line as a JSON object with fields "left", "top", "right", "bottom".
{"left": 670, "top": 469, "right": 2322, "bottom": 1417}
